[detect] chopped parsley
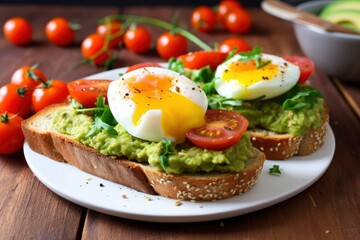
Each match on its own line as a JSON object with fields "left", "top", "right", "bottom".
{"left": 269, "top": 165, "right": 282, "bottom": 176}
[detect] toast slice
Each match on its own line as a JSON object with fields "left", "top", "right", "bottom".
{"left": 247, "top": 108, "right": 329, "bottom": 160}
{"left": 22, "top": 104, "right": 266, "bottom": 201}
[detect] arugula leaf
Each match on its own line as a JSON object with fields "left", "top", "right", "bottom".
{"left": 207, "top": 94, "right": 243, "bottom": 109}
{"left": 168, "top": 57, "right": 186, "bottom": 74}
{"left": 190, "top": 65, "right": 214, "bottom": 83}
{"left": 74, "top": 95, "right": 118, "bottom": 137}
{"left": 275, "top": 84, "right": 323, "bottom": 110}
{"left": 269, "top": 165, "right": 281, "bottom": 176}
{"left": 239, "top": 46, "right": 271, "bottom": 69}
{"left": 160, "top": 138, "right": 173, "bottom": 170}
{"left": 201, "top": 80, "right": 216, "bottom": 95}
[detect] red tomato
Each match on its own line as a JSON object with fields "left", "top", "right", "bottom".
{"left": 10, "top": 64, "right": 48, "bottom": 88}
{"left": 178, "top": 51, "right": 228, "bottom": 71}
{"left": 0, "top": 112, "right": 25, "bottom": 154}
{"left": 81, "top": 33, "right": 113, "bottom": 66}
{"left": 67, "top": 79, "right": 111, "bottom": 108}
{"left": 32, "top": 80, "right": 70, "bottom": 112}
{"left": 3, "top": 17, "right": 32, "bottom": 46}
{"left": 217, "top": 0, "right": 243, "bottom": 26}
{"left": 0, "top": 83, "right": 32, "bottom": 118}
{"left": 186, "top": 109, "right": 249, "bottom": 150}
{"left": 283, "top": 56, "right": 315, "bottom": 84}
{"left": 219, "top": 37, "right": 251, "bottom": 54}
{"left": 224, "top": 8, "right": 252, "bottom": 34}
{"left": 156, "top": 32, "right": 188, "bottom": 60}
{"left": 45, "top": 17, "right": 77, "bottom": 47}
{"left": 123, "top": 26, "right": 152, "bottom": 54}
{"left": 126, "top": 62, "right": 162, "bottom": 73}
{"left": 191, "top": 6, "right": 217, "bottom": 33}
{"left": 96, "top": 20, "right": 123, "bottom": 48}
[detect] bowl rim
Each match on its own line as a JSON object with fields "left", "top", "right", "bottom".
{"left": 296, "top": 0, "right": 360, "bottom": 39}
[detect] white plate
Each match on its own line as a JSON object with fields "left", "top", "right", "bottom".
{"left": 23, "top": 67, "right": 336, "bottom": 223}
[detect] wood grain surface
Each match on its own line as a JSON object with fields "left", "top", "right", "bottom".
{"left": 0, "top": 4, "right": 359, "bottom": 240}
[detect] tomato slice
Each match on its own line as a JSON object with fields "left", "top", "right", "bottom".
{"left": 283, "top": 56, "right": 315, "bottom": 84}
{"left": 126, "top": 62, "right": 162, "bottom": 73}
{"left": 186, "top": 109, "right": 249, "bottom": 150}
{"left": 178, "top": 51, "right": 228, "bottom": 71}
{"left": 67, "top": 79, "right": 111, "bottom": 108}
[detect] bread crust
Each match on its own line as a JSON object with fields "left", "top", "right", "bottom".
{"left": 22, "top": 104, "right": 265, "bottom": 201}
{"left": 247, "top": 108, "right": 329, "bottom": 160}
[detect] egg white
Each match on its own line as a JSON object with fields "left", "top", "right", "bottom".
{"left": 108, "top": 67, "right": 208, "bottom": 143}
{"left": 214, "top": 53, "right": 300, "bottom": 100}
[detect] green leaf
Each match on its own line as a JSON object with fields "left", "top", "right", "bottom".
{"left": 239, "top": 46, "right": 270, "bottom": 69}
{"left": 280, "top": 84, "right": 323, "bottom": 110}
{"left": 269, "top": 165, "right": 281, "bottom": 176}
{"left": 80, "top": 95, "right": 118, "bottom": 137}
{"left": 168, "top": 57, "right": 185, "bottom": 74}
{"left": 207, "top": 94, "right": 243, "bottom": 109}
{"left": 201, "top": 80, "right": 216, "bottom": 95}
{"left": 190, "top": 65, "right": 214, "bottom": 83}
{"left": 160, "top": 138, "right": 173, "bottom": 170}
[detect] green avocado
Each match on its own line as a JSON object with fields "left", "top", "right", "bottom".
{"left": 51, "top": 108, "right": 253, "bottom": 174}
{"left": 319, "top": 1, "right": 360, "bottom": 32}
{"left": 320, "top": 1, "right": 360, "bottom": 16}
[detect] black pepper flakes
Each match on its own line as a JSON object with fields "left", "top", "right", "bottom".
{"left": 100, "top": 183, "right": 105, "bottom": 187}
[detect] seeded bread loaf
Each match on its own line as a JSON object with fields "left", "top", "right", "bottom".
{"left": 247, "top": 108, "right": 329, "bottom": 160}
{"left": 22, "top": 104, "right": 266, "bottom": 201}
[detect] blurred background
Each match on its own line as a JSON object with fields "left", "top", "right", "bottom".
{"left": 0, "top": 0, "right": 311, "bottom": 6}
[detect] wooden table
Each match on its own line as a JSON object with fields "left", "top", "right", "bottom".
{"left": 0, "top": 4, "right": 359, "bottom": 240}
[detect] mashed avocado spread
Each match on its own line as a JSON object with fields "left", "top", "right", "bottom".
{"left": 52, "top": 108, "right": 253, "bottom": 174}
{"left": 208, "top": 85, "right": 325, "bottom": 137}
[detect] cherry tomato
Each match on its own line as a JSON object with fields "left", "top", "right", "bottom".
{"left": 97, "top": 20, "right": 123, "bottom": 49}
{"left": 3, "top": 17, "right": 32, "bottom": 46}
{"left": 67, "top": 79, "right": 111, "bottom": 108}
{"left": 10, "top": 64, "right": 48, "bottom": 88}
{"left": 224, "top": 8, "right": 252, "bottom": 34}
{"left": 178, "top": 51, "right": 228, "bottom": 71}
{"left": 126, "top": 62, "right": 162, "bottom": 73}
{"left": 45, "top": 17, "right": 78, "bottom": 47}
{"left": 219, "top": 37, "right": 251, "bottom": 54}
{"left": 156, "top": 32, "right": 187, "bottom": 60}
{"left": 186, "top": 109, "right": 249, "bottom": 150}
{"left": 81, "top": 33, "right": 113, "bottom": 66}
{"left": 0, "top": 112, "right": 24, "bottom": 154}
{"left": 217, "top": 0, "right": 243, "bottom": 26}
{"left": 283, "top": 56, "right": 315, "bottom": 84}
{"left": 124, "top": 25, "right": 152, "bottom": 54}
{"left": 191, "top": 6, "right": 217, "bottom": 33}
{"left": 0, "top": 83, "right": 32, "bottom": 118}
{"left": 32, "top": 80, "right": 70, "bottom": 112}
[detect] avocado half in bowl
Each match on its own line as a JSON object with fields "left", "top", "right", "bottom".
{"left": 294, "top": 0, "right": 360, "bottom": 82}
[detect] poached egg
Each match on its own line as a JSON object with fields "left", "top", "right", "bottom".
{"left": 214, "top": 53, "right": 300, "bottom": 100}
{"left": 108, "top": 67, "right": 208, "bottom": 143}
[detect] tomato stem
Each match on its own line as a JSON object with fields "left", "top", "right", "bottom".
{"left": 0, "top": 112, "right": 9, "bottom": 123}
{"left": 100, "top": 15, "right": 212, "bottom": 51}
{"left": 28, "top": 63, "right": 50, "bottom": 87}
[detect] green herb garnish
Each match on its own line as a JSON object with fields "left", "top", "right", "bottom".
{"left": 168, "top": 57, "right": 186, "bottom": 74}
{"left": 269, "top": 165, "right": 281, "bottom": 176}
{"left": 160, "top": 138, "right": 173, "bottom": 170}
{"left": 75, "top": 95, "right": 118, "bottom": 137}
{"left": 239, "top": 46, "right": 271, "bottom": 69}
{"left": 207, "top": 94, "right": 243, "bottom": 109}
{"left": 274, "top": 84, "right": 323, "bottom": 110}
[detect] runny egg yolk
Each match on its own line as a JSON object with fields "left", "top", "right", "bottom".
{"left": 127, "top": 73, "right": 205, "bottom": 143}
{"left": 222, "top": 60, "right": 279, "bottom": 86}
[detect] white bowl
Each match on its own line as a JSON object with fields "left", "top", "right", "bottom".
{"left": 294, "top": 0, "right": 360, "bottom": 82}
